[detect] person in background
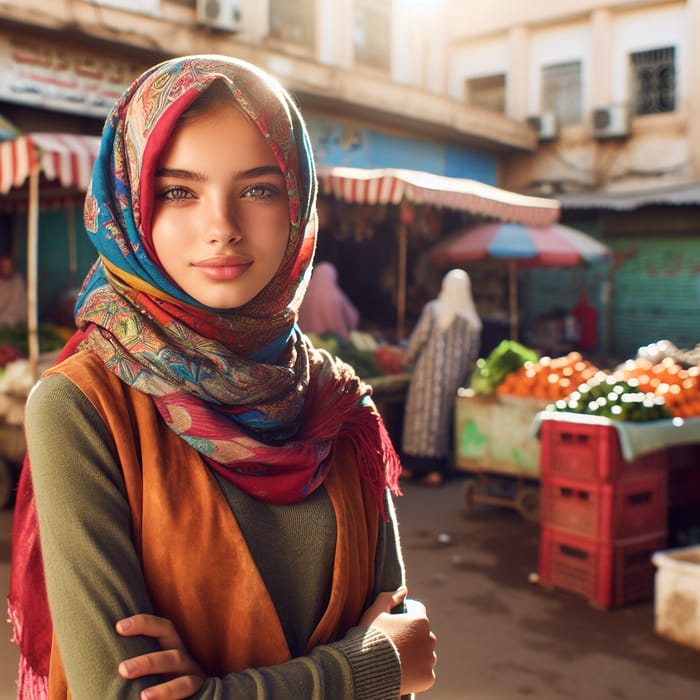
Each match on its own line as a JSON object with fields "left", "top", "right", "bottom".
{"left": 0, "top": 253, "right": 28, "bottom": 327}
{"left": 9, "top": 55, "right": 436, "bottom": 700}
{"left": 298, "top": 260, "right": 360, "bottom": 340}
{"left": 400, "top": 268, "right": 482, "bottom": 486}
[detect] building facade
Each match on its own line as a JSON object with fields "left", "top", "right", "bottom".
{"left": 446, "top": 0, "right": 700, "bottom": 358}
{"left": 0, "top": 0, "right": 543, "bottom": 326}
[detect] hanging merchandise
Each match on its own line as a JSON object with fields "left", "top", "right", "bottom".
{"left": 571, "top": 290, "right": 599, "bottom": 351}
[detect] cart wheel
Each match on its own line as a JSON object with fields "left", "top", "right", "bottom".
{"left": 463, "top": 479, "right": 479, "bottom": 515}
{"left": 0, "top": 457, "right": 13, "bottom": 510}
{"left": 514, "top": 485, "right": 540, "bottom": 522}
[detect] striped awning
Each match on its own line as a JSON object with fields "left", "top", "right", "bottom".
{"left": 317, "top": 166, "right": 560, "bottom": 226}
{"left": 0, "top": 132, "right": 101, "bottom": 194}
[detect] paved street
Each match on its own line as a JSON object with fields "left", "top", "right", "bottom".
{"left": 2, "top": 476, "right": 699, "bottom": 699}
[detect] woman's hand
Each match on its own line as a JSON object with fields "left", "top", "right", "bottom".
{"left": 116, "top": 614, "right": 205, "bottom": 700}
{"left": 360, "top": 587, "right": 437, "bottom": 695}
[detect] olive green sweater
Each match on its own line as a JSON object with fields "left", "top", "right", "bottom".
{"left": 26, "top": 373, "right": 406, "bottom": 699}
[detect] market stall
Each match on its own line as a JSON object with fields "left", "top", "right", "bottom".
{"left": 0, "top": 132, "right": 100, "bottom": 506}
{"left": 458, "top": 337, "right": 700, "bottom": 610}
{"left": 316, "top": 166, "right": 560, "bottom": 339}
{"left": 430, "top": 221, "right": 612, "bottom": 341}
{"left": 0, "top": 132, "right": 100, "bottom": 378}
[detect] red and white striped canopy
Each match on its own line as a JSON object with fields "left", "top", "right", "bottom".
{"left": 317, "top": 166, "right": 560, "bottom": 226}
{"left": 0, "top": 132, "right": 101, "bottom": 194}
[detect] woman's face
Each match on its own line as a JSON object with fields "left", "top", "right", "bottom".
{"left": 151, "top": 100, "right": 290, "bottom": 309}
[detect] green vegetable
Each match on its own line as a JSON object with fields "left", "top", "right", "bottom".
{"left": 469, "top": 340, "right": 539, "bottom": 395}
{"left": 548, "top": 373, "right": 672, "bottom": 421}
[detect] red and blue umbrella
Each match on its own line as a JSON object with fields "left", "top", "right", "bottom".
{"left": 430, "top": 222, "right": 611, "bottom": 340}
{"left": 430, "top": 222, "right": 611, "bottom": 268}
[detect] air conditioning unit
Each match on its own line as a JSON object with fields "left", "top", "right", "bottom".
{"left": 196, "top": 0, "right": 241, "bottom": 32}
{"left": 526, "top": 112, "right": 559, "bottom": 141}
{"left": 591, "top": 105, "right": 630, "bottom": 139}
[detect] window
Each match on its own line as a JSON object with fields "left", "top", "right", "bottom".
{"left": 631, "top": 47, "right": 675, "bottom": 115}
{"left": 269, "top": 0, "right": 314, "bottom": 47}
{"left": 353, "top": 0, "right": 391, "bottom": 71}
{"left": 541, "top": 61, "right": 582, "bottom": 126}
{"left": 465, "top": 74, "right": 506, "bottom": 113}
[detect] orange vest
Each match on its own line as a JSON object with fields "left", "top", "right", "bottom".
{"left": 46, "top": 350, "right": 379, "bottom": 696}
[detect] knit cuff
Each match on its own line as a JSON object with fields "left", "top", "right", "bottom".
{"left": 336, "top": 626, "right": 402, "bottom": 700}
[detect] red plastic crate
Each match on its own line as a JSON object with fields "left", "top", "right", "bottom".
{"left": 539, "top": 419, "right": 668, "bottom": 482}
{"left": 540, "top": 472, "right": 668, "bottom": 541}
{"left": 537, "top": 525, "right": 667, "bottom": 608}
{"left": 667, "top": 444, "right": 700, "bottom": 471}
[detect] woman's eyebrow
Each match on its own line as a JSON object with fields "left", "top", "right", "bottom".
{"left": 245, "top": 165, "right": 284, "bottom": 178}
{"left": 154, "top": 165, "right": 284, "bottom": 180}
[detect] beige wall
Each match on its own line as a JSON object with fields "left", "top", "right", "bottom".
{"left": 0, "top": 0, "right": 534, "bottom": 153}
{"left": 445, "top": 0, "right": 698, "bottom": 192}
{"left": 1, "top": 0, "right": 696, "bottom": 191}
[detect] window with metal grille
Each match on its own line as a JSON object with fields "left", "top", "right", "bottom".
{"left": 269, "top": 0, "right": 314, "bottom": 47}
{"left": 541, "top": 61, "right": 582, "bottom": 126}
{"left": 353, "top": 0, "right": 390, "bottom": 71}
{"left": 466, "top": 74, "right": 506, "bottom": 113}
{"left": 631, "top": 47, "right": 675, "bottom": 115}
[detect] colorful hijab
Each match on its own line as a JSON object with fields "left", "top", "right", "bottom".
{"left": 435, "top": 268, "right": 482, "bottom": 332}
{"left": 9, "top": 54, "right": 401, "bottom": 698}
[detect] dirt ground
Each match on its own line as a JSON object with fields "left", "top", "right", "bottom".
{"left": 395, "top": 474, "right": 699, "bottom": 700}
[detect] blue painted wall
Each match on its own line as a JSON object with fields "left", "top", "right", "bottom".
{"left": 306, "top": 117, "right": 498, "bottom": 184}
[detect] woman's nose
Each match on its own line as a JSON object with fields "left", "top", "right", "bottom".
{"left": 206, "top": 200, "right": 240, "bottom": 244}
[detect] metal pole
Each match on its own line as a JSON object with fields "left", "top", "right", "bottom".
{"left": 508, "top": 259, "right": 519, "bottom": 340}
{"left": 27, "top": 168, "right": 40, "bottom": 382}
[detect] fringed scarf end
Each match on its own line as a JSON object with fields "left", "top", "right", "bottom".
{"left": 346, "top": 405, "right": 403, "bottom": 521}
{"left": 8, "top": 597, "right": 49, "bottom": 700}
{"left": 15, "top": 653, "right": 48, "bottom": 700}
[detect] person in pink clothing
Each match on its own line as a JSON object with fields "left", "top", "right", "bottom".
{"left": 0, "top": 254, "right": 27, "bottom": 327}
{"left": 298, "top": 261, "right": 360, "bottom": 340}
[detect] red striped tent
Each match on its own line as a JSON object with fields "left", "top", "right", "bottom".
{"left": 0, "top": 132, "right": 100, "bottom": 195}
{"left": 316, "top": 166, "right": 561, "bottom": 336}
{"left": 0, "top": 132, "right": 101, "bottom": 378}
{"left": 317, "top": 166, "right": 560, "bottom": 227}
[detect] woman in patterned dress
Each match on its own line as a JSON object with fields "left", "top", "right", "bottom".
{"left": 401, "top": 269, "right": 482, "bottom": 486}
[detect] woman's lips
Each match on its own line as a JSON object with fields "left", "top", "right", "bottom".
{"left": 193, "top": 257, "right": 252, "bottom": 281}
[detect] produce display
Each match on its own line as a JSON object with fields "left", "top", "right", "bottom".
{"left": 305, "top": 331, "right": 405, "bottom": 378}
{"left": 472, "top": 338, "right": 700, "bottom": 422}
{"left": 469, "top": 340, "right": 539, "bottom": 395}
{"left": 612, "top": 356, "right": 700, "bottom": 419}
{"left": 549, "top": 372, "right": 672, "bottom": 421}
{"left": 0, "top": 344, "right": 23, "bottom": 370}
{"left": 496, "top": 351, "right": 599, "bottom": 401}
{"left": 0, "top": 324, "right": 71, "bottom": 369}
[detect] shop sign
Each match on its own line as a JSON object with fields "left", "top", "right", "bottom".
{"left": 0, "top": 34, "right": 143, "bottom": 117}
{"left": 91, "top": 0, "right": 160, "bottom": 14}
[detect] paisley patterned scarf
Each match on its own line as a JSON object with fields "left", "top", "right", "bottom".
{"left": 9, "top": 55, "right": 401, "bottom": 698}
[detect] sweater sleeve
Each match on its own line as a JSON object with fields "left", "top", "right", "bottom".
{"left": 26, "top": 373, "right": 403, "bottom": 700}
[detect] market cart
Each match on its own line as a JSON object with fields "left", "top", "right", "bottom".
{"left": 454, "top": 388, "right": 549, "bottom": 521}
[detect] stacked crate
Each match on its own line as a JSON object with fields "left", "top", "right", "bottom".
{"left": 537, "top": 418, "right": 668, "bottom": 608}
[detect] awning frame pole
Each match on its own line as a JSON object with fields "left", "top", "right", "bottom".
{"left": 397, "top": 221, "right": 407, "bottom": 340}
{"left": 27, "top": 167, "right": 40, "bottom": 382}
{"left": 508, "top": 259, "right": 519, "bottom": 341}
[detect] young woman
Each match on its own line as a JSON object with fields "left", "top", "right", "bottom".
{"left": 9, "top": 55, "right": 436, "bottom": 700}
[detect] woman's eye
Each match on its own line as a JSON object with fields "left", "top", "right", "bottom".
{"left": 158, "top": 186, "right": 194, "bottom": 201}
{"left": 243, "top": 184, "right": 279, "bottom": 200}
